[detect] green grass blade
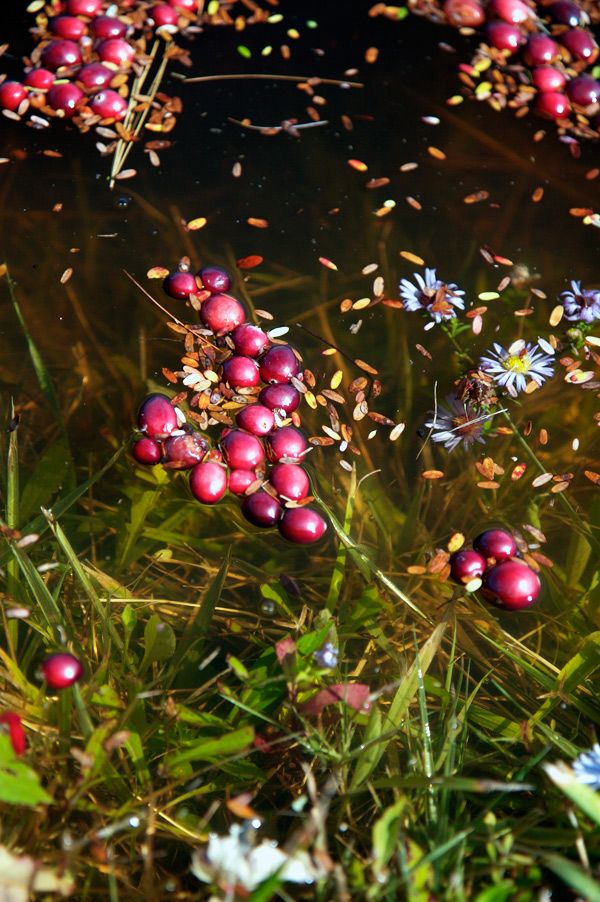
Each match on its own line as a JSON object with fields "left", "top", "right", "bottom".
{"left": 543, "top": 853, "right": 600, "bottom": 902}
{"left": 326, "top": 464, "right": 356, "bottom": 611}
{"left": 543, "top": 761, "right": 600, "bottom": 826}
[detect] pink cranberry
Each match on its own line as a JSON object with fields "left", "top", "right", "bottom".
{"left": 221, "top": 429, "right": 265, "bottom": 469}
{"left": 137, "top": 393, "right": 178, "bottom": 438}
{"left": 549, "top": 0, "right": 584, "bottom": 27}
{"left": 163, "top": 432, "right": 209, "bottom": 468}
{"left": 482, "top": 560, "right": 541, "bottom": 610}
{"left": 535, "top": 90, "right": 570, "bottom": 118}
{"left": 278, "top": 507, "right": 327, "bottom": 544}
{"left": 132, "top": 436, "right": 162, "bottom": 465}
{"left": 259, "top": 383, "right": 301, "bottom": 413}
{"left": 97, "top": 38, "right": 136, "bottom": 67}
{"left": 488, "top": 0, "right": 532, "bottom": 24}
{"left": 151, "top": 4, "right": 179, "bottom": 26}
{"left": 24, "top": 69, "right": 55, "bottom": 91}
{"left": 269, "top": 463, "right": 309, "bottom": 501}
{"left": 0, "top": 82, "right": 27, "bottom": 111}
{"left": 77, "top": 63, "right": 114, "bottom": 90}
{"left": 443, "top": 0, "right": 485, "bottom": 27}
{"left": 200, "top": 293, "right": 245, "bottom": 335}
{"left": 241, "top": 491, "right": 281, "bottom": 528}
{"left": 189, "top": 461, "right": 227, "bottom": 504}
{"left": 47, "top": 82, "right": 84, "bottom": 116}
{"left": 222, "top": 355, "right": 260, "bottom": 388}
{"left": 0, "top": 712, "right": 26, "bottom": 756}
{"left": 231, "top": 323, "right": 269, "bottom": 357}
{"left": 531, "top": 66, "right": 566, "bottom": 92}
{"left": 91, "top": 15, "right": 128, "bottom": 39}
{"left": 168, "top": 0, "right": 198, "bottom": 8}
{"left": 41, "top": 652, "right": 83, "bottom": 689}
{"left": 259, "top": 345, "right": 300, "bottom": 384}
{"left": 267, "top": 426, "right": 307, "bottom": 463}
{"left": 567, "top": 75, "right": 600, "bottom": 106}
{"left": 236, "top": 404, "right": 275, "bottom": 436}
{"left": 90, "top": 89, "right": 127, "bottom": 119}
{"left": 42, "top": 40, "right": 82, "bottom": 71}
{"left": 523, "top": 35, "right": 558, "bottom": 66}
{"left": 486, "top": 22, "right": 524, "bottom": 53}
{"left": 560, "top": 29, "right": 598, "bottom": 63}
{"left": 198, "top": 265, "right": 231, "bottom": 294}
{"left": 67, "top": 0, "right": 102, "bottom": 14}
{"left": 449, "top": 549, "right": 486, "bottom": 584}
{"left": 473, "top": 528, "right": 517, "bottom": 561}
{"left": 228, "top": 468, "right": 256, "bottom": 495}
{"left": 49, "top": 16, "right": 87, "bottom": 40}
{"left": 162, "top": 270, "right": 197, "bottom": 299}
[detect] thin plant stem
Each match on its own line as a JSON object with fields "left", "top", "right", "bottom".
{"left": 181, "top": 72, "right": 363, "bottom": 88}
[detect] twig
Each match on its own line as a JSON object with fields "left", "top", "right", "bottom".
{"left": 228, "top": 117, "right": 329, "bottom": 133}
{"left": 180, "top": 72, "right": 363, "bottom": 88}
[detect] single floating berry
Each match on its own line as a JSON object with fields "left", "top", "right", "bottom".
{"left": 137, "top": 393, "right": 178, "bottom": 438}
{"left": 231, "top": 322, "right": 269, "bottom": 357}
{"left": 163, "top": 431, "right": 209, "bottom": 468}
{"left": 0, "top": 712, "right": 26, "bottom": 756}
{"left": 269, "top": 463, "right": 310, "bottom": 501}
{"left": 473, "top": 528, "right": 517, "bottom": 561}
{"left": 49, "top": 16, "right": 88, "bottom": 41}
{"left": 443, "top": 0, "right": 485, "bottom": 28}
{"left": 523, "top": 34, "right": 558, "bottom": 66}
{"left": 41, "top": 652, "right": 83, "bottom": 690}
{"left": 90, "top": 89, "right": 128, "bottom": 120}
{"left": 200, "top": 293, "right": 245, "bottom": 335}
{"left": 77, "top": 63, "right": 114, "bottom": 91}
{"left": 236, "top": 404, "right": 275, "bottom": 436}
{"left": 278, "top": 507, "right": 327, "bottom": 544}
{"left": 483, "top": 560, "right": 541, "bottom": 610}
{"left": 24, "top": 69, "right": 55, "bottom": 91}
{"left": 487, "top": 0, "right": 532, "bottom": 25}
{"left": 151, "top": 3, "right": 179, "bottom": 26}
{"left": 449, "top": 549, "right": 487, "bottom": 583}
{"left": 259, "top": 383, "right": 301, "bottom": 413}
{"left": 531, "top": 66, "right": 566, "bottom": 93}
{"left": 259, "top": 345, "right": 300, "bottom": 384}
{"left": 486, "top": 22, "right": 524, "bottom": 53}
{"left": 47, "top": 83, "right": 84, "bottom": 116}
{"left": 90, "top": 15, "right": 128, "bottom": 39}
{"left": 198, "top": 265, "right": 231, "bottom": 294}
{"left": 535, "top": 91, "right": 570, "bottom": 119}
{"left": 97, "top": 38, "right": 136, "bottom": 67}
{"left": 241, "top": 490, "right": 281, "bottom": 528}
{"left": 0, "top": 82, "right": 27, "bottom": 111}
{"left": 67, "top": 0, "right": 103, "bottom": 14}
{"left": 228, "top": 468, "right": 257, "bottom": 495}
{"left": 222, "top": 355, "right": 260, "bottom": 389}
{"left": 132, "top": 437, "right": 162, "bottom": 465}
{"left": 221, "top": 429, "right": 265, "bottom": 470}
{"left": 189, "top": 461, "right": 227, "bottom": 504}
{"left": 267, "top": 426, "right": 307, "bottom": 463}
{"left": 42, "top": 39, "right": 82, "bottom": 71}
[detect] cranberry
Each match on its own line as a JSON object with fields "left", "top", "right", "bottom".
{"left": 0, "top": 82, "right": 27, "bottom": 111}
{"left": 231, "top": 322, "right": 269, "bottom": 357}
{"left": 531, "top": 65, "right": 566, "bottom": 92}
{"left": 443, "top": 0, "right": 485, "bottom": 27}
{"left": 449, "top": 549, "right": 486, "bottom": 584}
{"left": 236, "top": 404, "right": 275, "bottom": 436}
{"left": 473, "top": 528, "right": 517, "bottom": 561}
{"left": 198, "top": 265, "right": 231, "bottom": 294}
{"left": 488, "top": 0, "right": 532, "bottom": 24}
{"left": 486, "top": 22, "right": 524, "bottom": 52}
{"left": 259, "top": 383, "right": 301, "bottom": 413}
{"left": 67, "top": 0, "right": 102, "bottom": 14}
{"left": 189, "top": 461, "right": 227, "bottom": 504}
{"left": 48, "top": 82, "right": 84, "bottom": 116}
{"left": 0, "top": 712, "right": 26, "bottom": 756}
{"left": 41, "top": 652, "right": 83, "bottom": 689}
{"left": 222, "top": 355, "right": 260, "bottom": 388}
{"left": 523, "top": 34, "right": 558, "bottom": 66}
{"left": 24, "top": 69, "right": 55, "bottom": 91}
{"left": 90, "top": 89, "right": 128, "bottom": 119}
{"left": 137, "top": 393, "right": 178, "bottom": 438}
{"left": 259, "top": 345, "right": 300, "bottom": 384}
{"left": 241, "top": 491, "right": 281, "bottom": 528}
{"left": 77, "top": 63, "right": 114, "bottom": 90}
{"left": 567, "top": 75, "right": 600, "bottom": 106}
{"left": 168, "top": 0, "right": 197, "bottom": 8}
{"left": 535, "top": 90, "right": 570, "bottom": 118}
{"left": 278, "top": 507, "right": 327, "bottom": 544}
{"left": 549, "top": 0, "right": 584, "bottom": 27}
{"left": 97, "top": 38, "right": 136, "bottom": 67}
{"left": 200, "top": 293, "right": 245, "bottom": 334}
{"left": 151, "top": 4, "right": 179, "bottom": 26}
{"left": 132, "top": 436, "right": 162, "bottom": 465}
{"left": 164, "top": 432, "right": 209, "bottom": 468}
{"left": 228, "top": 468, "right": 256, "bottom": 495}
{"left": 221, "top": 429, "right": 265, "bottom": 469}
{"left": 269, "top": 463, "right": 309, "bottom": 501}
{"left": 483, "top": 560, "right": 541, "bottom": 610}
{"left": 42, "top": 39, "right": 82, "bottom": 71}
{"left": 91, "top": 16, "right": 128, "bottom": 39}
{"left": 560, "top": 29, "right": 598, "bottom": 63}
{"left": 49, "top": 15, "right": 87, "bottom": 40}
{"left": 267, "top": 426, "right": 307, "bottom": 463}
{"left": 162, "top": 271, "right": 197, "bottom": 300}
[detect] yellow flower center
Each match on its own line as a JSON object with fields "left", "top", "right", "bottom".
{"left": 504, "top": 353, "right": 530, "bottom": 374}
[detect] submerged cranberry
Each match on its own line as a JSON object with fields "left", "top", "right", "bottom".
{"left": 449, "top": 549, "right": 486, "bottom": 584}
{"left": 221, "top": 429, "right": 265, "bottom": 469}
{"left": 189, "top": 461, "right": 227, "bottom": 504}
{"left": 200, "top": 293, "right": 245, "bottom": 334}
{"left": 91, "top": 15, "right": 128, "bottom": 39}
{"left": 278, "top": 507, "right": 327, "bottom": 544}
{"left": 267, "top": 426, "right": 307, "bottom": 463}
{"left": 49, "top": 15, "right": 87, "bottom": 40}
{"left": 90, "top": 89, "right": 127, "bottom": 119}
{"left": 24, "top": 68, "right": 55, "bottom": 91}
{"left": 164, "top": 432, "right": 209, "bottom": 468}
{"left": 443, "top": 0, "right": 485, "bottom": 27}
{"left": 231, "top": 323, "right": 269, "bottom": 358}
{"left": 486, "top": 22, "right": 524, "bottom": 52}
{"left": 241, "top": 491, "right": 281, "bottom": 528}
{"left": 236, "top": 404, "right": 275, "bottom": 436}
{"left": 0, "top": 82, "right": 27, "bottom": 111}
{"left": 41, "top": 652, "right": 83, "bottom": 689}
{"left": 222, "top": 355, "right": 260, "bottom": 388}
{"left": 48, "top": 82, "right": 84, "bottom": 116}
{"left": 567, "top": 75, "right": 600, "bottom": 106}
{"left": 97, "top": 38, "right": 136, "bottom": 67}
{"left": 269, "top": 463, "right": 309, "bottom": 501}
{"left": 151, "top": 3, "right": 179, "bottom": 26}
{"left": 473, "top": 528, "right": 517, "bottom": 561}
{"left": 77, "top": 62, "right": 114, "bottom": 90}
{"left": 523, "top": 35, "right": 558, "bottom": 66}
{"left": 483, "top": 560, "right": 541, "bottom": 610}
{"left": 162, "top": 271, "right": 197, "bottom": 299}
{"left": 531, "top": 66, "right": 566, "bottom": 92}
{"left": 560, "top": 28, "right": 598, "bottom": 63}
{"left": 137, "top": 393, "right": 178, "bottom": 438}
{"left": 549, "top": 0, "right": 584, "bottom": 27}
{"left": 228, "top": 468, "right": 257, "bottom": 495}
{"left": 535, "top": 90, "right": 570, "bottom": 118}
{"left": 42, "top": 39, "right": 82, "bottom": 71}
{"left": 198, "top": 265, "right": 231, "bottom": 294}
{"left": 132, "top": 436, "right": 162, "bottom": 465}
{"left": 259, "top": 345, "right": 300, "bottom": 384}
{"left": 488, "top": 0, "right": 532, "bottom": 23}
{"left": 259, "top": 383, "right": 300, "bottom": 413}
{"left": 0, "top": 712, "right": 26, "bottom": 756}
{"left": 67, "top": 0, "right": 102, "bottom": 14}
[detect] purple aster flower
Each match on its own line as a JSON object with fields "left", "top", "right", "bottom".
{"left": 399, "top": 268, "right": 465, "bottom": 323}
{"left": 424, "top": 395, "right": 487, "bottom": 452}
{"left": 314, "top": 642, "right": 338, "bottom": 669}
{"left": 572, "top": 743, "right": 600, "bottom": 790}
{"left": 560, "top": 280, "right": 600, "bottom": 324}
{"left": 479, "top": 340, "right": 555, "bottom": 397}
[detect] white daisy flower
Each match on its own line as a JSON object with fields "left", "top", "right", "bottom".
{"left": 399, "top": 268, "right": 465, "bottom": 323}
{"left": 572, "top": 742, "right": 600, "bottom": 790}
{"left": 479, "top": 339, "right": 554, "bottom": 396}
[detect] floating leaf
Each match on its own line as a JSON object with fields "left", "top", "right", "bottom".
{"left": 186, "top": 217, "right": 207, "bottom": 231}
{"left": 236, "top": 255, "right": 263, "bottom": 269}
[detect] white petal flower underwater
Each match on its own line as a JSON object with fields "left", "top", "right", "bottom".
{"left": 479, "top": 339, "right": 555, "bottom": 397}
{"left": 560, "top": 280, "right": 600, "bottom": 324}
{"left": 399, "top": 267, "right": 465, "bottom": 323}
{"left": 572, "top": 742, "right": 600, "bottom": 790}
{"left": 424, "top": 395, "right": 487, "bottom": 452}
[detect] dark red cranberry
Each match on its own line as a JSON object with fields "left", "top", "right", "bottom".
{"left": 0, "top": 712, "right": 26, "bottom": 756}
{"left": 488, "top": 0, "right": 532, "bottom": 24}
{"left": 236, "top": 404, "right": 275, "bottom": 436}
{"left": 278, "top": 507, "right": 327, "bottom": 544}
{"left": 24, "top": 69, "right": 54, "bottom": 91}
{"left": 91, "top": 15, "right": 128, "bottom": 39}
{"left": 231, "top": 322, "right": 269, "bottom": 357}
{"left": 0, "top": 82, "right": 27, "bottom": 111}
{"left": 523, "top": 34, "right": 558, "bottom": 66}
{"left": 198, "top": 265, "right": 231, "bottom": 294}
{"left": 47, "top": 82, "right": 84, "bottom": 116}
{"left": 132, "top": 436, "right": 162, "bottom": 465}
{"left": 42, "top": 39, "right": 82, "bottom": 71}
{"left": 486, "top": 22, "right": 524, "bottom": 53}
{"left": 67, "top": 0, "right": 102, "bottom": 14}
{"left": 49, "top": 15, "right": 87, "bottom": 40}
{"left": 228, "top": 468, "right": 256, "bottom": 495}
{"left": 41, "top": 652, "right": 83, "bottom": 689}
{"left": 549, "top": 0, "right": 584, "bottom": 27}
{"left": 162, "top": 271, "right": 197, "bottom": 299}
{"left": 449, "top": 549, "right": 486, "bottom": 584}
{"left": 560, "top": 29, "right": 598, "bottom": 63}
{"left": 267, "top": 426, "right": 307, "bottom": 463}
{"left": 473, "top": 528, "right": 517, "bottom": 561}
{"left": 222, "top": 356, "right": 260, "bottom": 388}
{"left": 97, "top": 38, "right": 136, "bottom": 67}
{"left": 168, "top": 0, "right": 197, "bottom": 7}
{"left": 535, "top": 90, "right": 570, "bottom": 118}
{"left": 164, "top": 432, "right": 209, "bottom": 468}
{"left": 259, "top": 383, "right": 301, "bottom": 413}
{"left": 77, "top": 62, "right": 114, "bottom": 90}
{"left": 531, "top": 65, "right": 566, "bottom": 92}
{"left": 259, "top": 345, "right": 300, "bottom": 384}
{"left": 241, "top": 491, "right": 281, "bottom": 528}
{"left": 221, "top": 429, "right": 265, "bottom": 469}
{"left": 137, "top": 393, "right": 178, "bottom": 438}
{"left": 443, "top": 0, "right": 485, "bottom": 27}
{"left": 482, "top": 560, "right": 541, "bottom": 610}
{"left": 90, "top": 89, "right": 127, "bottom": 119}
{"left": 151, "top": 3, "right": 179, "bottom": 26}
{"left": 269, "top": 463, "right": 309, "bottom": 501}
{"left": 567, "top": 75, "right": 600, "bottom": 106}
{"left": 200, "top": 294, "right": 245, "bottom": 334}
{"left": 189, "top": 461, "right": 227, "bottom": 504}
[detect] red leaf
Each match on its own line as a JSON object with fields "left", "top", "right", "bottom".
{"left": 300, "top": 683, "right": 371, "bottom": 717}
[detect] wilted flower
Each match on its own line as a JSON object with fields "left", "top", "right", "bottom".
{"left": 399, "top": 268, "right": 465, "bottom": 323}
{"left": 560, "top": 281, "right": 600, "bottom": 324}
{"left": 424, "top": 395, "right": 487, "bottom": 452}
{"left": 572, "top": 742, "right": 600, "bottom": 790}
{"left": 314, "top": 642, "right": 338, "bottom": 669}
{"left": 479, "top": 340, "right": 554, "bottom": 396}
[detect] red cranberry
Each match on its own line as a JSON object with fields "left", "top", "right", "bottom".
{"left": 200, "top": 293, "right": 245, "bottom": 334}
{"left": 198, "top": 265, "right": 231, "bottom": 294}
{"left": 535, "top": 90, "right": 570, "bottom": 118}
{"left": 151, "top": 4, "right": 179, "bottom": 26}
{"left": 97, "top": 38, "right": 136, "bottom": 67}
{"left": 259, "top": 345, "right": 300, "bottom": 384}
{"left": 0, "top": 82, "right": 27, "bottom": 111}
{"left": 132, "top": 436, "right": 162, "bottom": 465}
{"left": 164, "top": 432, "right": 209, "bottom": 468}
{"left": 228, "top": 468, "right": 256, "bottom": 495}
{"left": 488, "top": 0, "right": 532, "bottom": 24}
{"left": 90, "top": 89, "right": 127, "bottom": 119}
{"left": 41, "top": 652, "right": 83, "bottom": 689}
{"left": 47, "top": 82, "right": 84, "bottom": 116}
{"left": 270, "top": 463, "right": 309, "bottom": 501}
{"left": 24, "top": 69, "right": 54, "bottom": 91}
{"left": 49, "top": 15, "right": 87, "bottom": 40}
{"left": 91, "top": 16, "right": 128, "bottom": 39}
{"left": 77, "top": 62, "right": 114, "bottom": 90}
{"left": 449, "top": 549, "right": 486, "bottom": 584}
{"left": 259, "top": 383, "right": 301, "bottom": 413}
{"left": 236, "top": 404, "right": 275, "bottom": 436}
{"left": 560, "top": 29, "right": 598, "bottom": 63}
{"left": 267, "top": 426, "right": 307, "bottom": 463}
{"left": 549, "top": 0, "right": 584, "bottom": 27}
{"left": 473, "top": 528, "right": 517, "bottom": 561}
{"left": 137, "top": 393, "right": 178, "bottom": 438}
{"left": 231, "top": 323, "right": 269, "bottom": 357}
{"left": 567, "top": 75, "right": 600, "bottom": 106}
{"left": 523, "top": 34, "right": 558, "bottom": 66}
{"left": 222, "top": 355, "right": 260, "bottom": 388}
{"left": 0, "top": 712, "right": 26, "bottom": 756}
{"left": 42, "top": 40, "right": 82, "bottom": 71}
{"left": 482, "top": 560, "right": 541, "bottom": 610}
{"left": 241, "top": 491, "right": 281, "bottom": 528}
{"left": 189, "top": 461, "right": 227, "bottom": 504}
{"left": 486, "top": 22, "right": 524, "bottom": 53}
{"left": 168, "top": 0, "right": 197, "bottom": 7}
{"left": 221, "top": 429, "right": 265, "bottom": 469}
{"left": 67, "top": 0, "right": 102, "bottom": 14}
{"left": 531, "top": 66, "right": 566, "bottom": 92}
{"left": 443, "top": 0, "right": 485, "bottom": 27}
{"left": 162, "top": 270, "right": 197, "bottom": 299}
{"left": 278, "top": 507, "right": 327, "bottom": 544}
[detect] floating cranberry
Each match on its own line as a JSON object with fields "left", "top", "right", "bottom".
{"left": 236, "top": 404, "right": 275, "bottom": 436}
{"left": 228, "top": 468, "right": 256, "bottom": 495}
{"left": 473, "top": 528, "right": 517, "bottom": 561}
{"left": 0, "top": 81, "right": 27, "bottom": 111}
{"left": 482, "top": 560, "right": 541, "bottom": 610}
{"left": 0, "top": 712, "right": 26, "bottom": 756}
{"left": 222, "top": 355, "right": 260, "bottom": 388}
{"left": 189, "top": 461, "right": 227, "bottom": 504}
{"left": 535, "top": 90, "right": 570, "bottom": 118}
{"left": 443, "top": 0, "right": 485, "bottom": 27}
{"left": 259, "top": 345, "right": 300, "bottom": 384}
{"left": 549, "top": 0, "right": 584, "bottom": 27}
{"left": 231, "top": 323, "right": 269, "bottom": 357}
{"left": 531, "top": 65, "right": 566, "bottom": 92}
{"left": 132, "top": 436, "right": 162, "bottom": 465}
{"left": 560, "top": 28, "right": 598, "bottom": 63}
{"left": 91, "top": 15, "right": 128, "bottom": 39}
{"left": 90, "top": 89, "right": 127, "bottom": 120}
{"left": 49, "top": 16, "right": 87, "bottom": 40}
{"left": 270, "top": 463, "right": 310, "bottom": 501}
{"left": 151, "top": 3, "right": 179, "bottom": 26}
{"left": 67, "top": 0, "right": 102, "bottom": 14}
{"left": 77, "top": 62, "right": 114, "bottom": 90}
{"left": 200, "top": 293, "right": 245, "bottom": 334}
{"left": 137, "top": 393, "right": 178, "bottom": 438}
{"left": 168, "top": 0, "right": 197, "bottom": 8}
{"left": 198, "top": 265, "right": 231, "bottom": 294}
{"left": 162, "top": 270, "right": 197, "bottom": 299}
{"left": 267, "top": 426, "right": 307, "bottom": 463}
{"left": 567, "top": 75, "right": 600, "bottom": 106}
{"left": 278, "top": 507, "right": 327, "bottom": 544}
{"left": 42, "top": 40, "right": 82, "bottom": 71}
{"left": 41, "top": 652, "right": 83, "bottom": 689}
{"left": 164, "top": 432, "right": 209, "bottom": 468}
{"left": 523, "top": 34, "right": 558, "bottom": 66}
{"left": 24, "top": 69, "right": 54, "bottom": 91}
{"left": 449, "top": 549, "right": 487, "bottom": 584}
{"left": 97, "top": 38, "right": 136, "bottom": 67}
{"left": 241, "top": 491, "right": 281, "bottom": 528}
{"left": 259, "top": 383, "right": 300, "bottom": 413}
{"left": 488, "top": 0, "right": 532, "bottom": 24}
{"left": 47, "top": 82, "right": 84, "bottom": 116}
{"left": 486, "top": 22, "right": 524, "bottom": 52}
{"left": 221, "top": 429, "right": 265, "bottom": 469}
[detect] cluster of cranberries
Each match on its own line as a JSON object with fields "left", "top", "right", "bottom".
{"left": 450, "top": 527, "right": 541, "bottom": 609}
{"left": 132, "top": 264, "right": 328, "bottom": 545}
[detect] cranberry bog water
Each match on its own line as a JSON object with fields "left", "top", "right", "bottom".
{"left": 0, "top": 0, "right": 599, "bottom": 899}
